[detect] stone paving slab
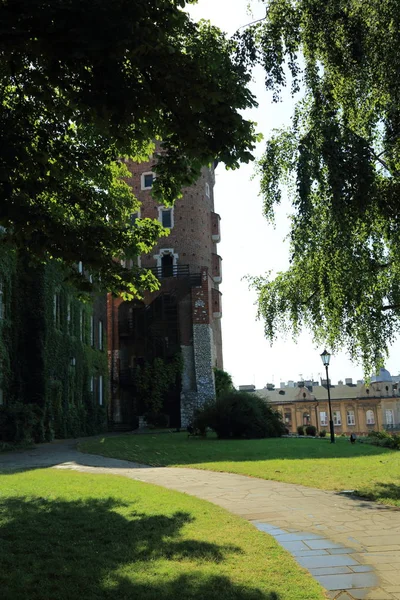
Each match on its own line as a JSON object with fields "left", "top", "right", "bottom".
{"left": 2, "top": 438, "right": 400, "bottom": 599}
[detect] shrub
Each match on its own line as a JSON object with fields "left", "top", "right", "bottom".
{"left": 305, "top": 425, "right": 317, "bottom": 436}
{"left": 144, "top": 412, "right": 169, "bottom": 429}
{"left": 297, "top": 425, "right": 304, "bottom": 436}
{"left": 193, "top": 391, "right": 285, "bottom": 439}
{"left": 363, "top": 430, "right": 400, "bottom": 449}
{"left": 319, "top": 429, "right": 327, "bottom": 438}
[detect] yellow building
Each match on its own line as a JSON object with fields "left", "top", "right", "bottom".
{"left": 252, "top": 369, "right": 400, "bottom": 436}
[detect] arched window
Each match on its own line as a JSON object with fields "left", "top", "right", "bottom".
{"left": 303, "top": 412, "right": 311, "bottom": 425}
{"left": 366, "top": 409, "right": 375, "bottom": 425}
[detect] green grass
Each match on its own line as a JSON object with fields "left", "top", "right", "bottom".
{"left": 80, "top": 434, "right": 400, "bottom": 506}
{"left": 0, "top": 469, "right": 325, "bottom": 600}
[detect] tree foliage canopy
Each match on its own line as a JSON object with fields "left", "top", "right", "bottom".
{"left": 0, "top": 0, "right": 258, "bottom": 295}
{"left": 242, "top": 0, "right": 400, "bottom": 371}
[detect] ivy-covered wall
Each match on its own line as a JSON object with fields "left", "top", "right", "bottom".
{"left": 0, "top": 249, "right": 108, "bottom": 443}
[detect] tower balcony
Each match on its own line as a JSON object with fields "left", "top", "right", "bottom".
{"left": 212, "top": 253, "right": 222, "bottom": 283}
{"left": 211, "top": 212, "right": 221, "bottom": 243}
{"left": 212, "top": 288, "right": 222, "bottom": 318}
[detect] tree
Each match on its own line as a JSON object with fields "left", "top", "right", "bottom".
{"left": 214, "top": 368, "right": 235, "bottom": 399}
{"left": 0, "top": 0, "right": 258, "bottom": 296}
{"left": 241, "top": 0, "right": 400, "bottom": 372}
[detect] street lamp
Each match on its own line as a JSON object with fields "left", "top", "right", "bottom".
{"left": 320, "top": 350, "right": 335, "bottom": 443}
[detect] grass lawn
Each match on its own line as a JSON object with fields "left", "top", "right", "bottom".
{"left": 80, "top": 434, "right": 400, "bottom": 506}
{"left": 0, "top": 469, "right": 325, "bottom": 600}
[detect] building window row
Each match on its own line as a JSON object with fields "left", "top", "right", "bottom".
{"left": 319, "top": 408, "right": 375, "bottom": 427}
{"left": 53, "top": 296, "right": 103, "bottom": 351}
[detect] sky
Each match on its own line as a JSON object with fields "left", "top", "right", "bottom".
{"left": 186, "top": 0, "right": 400, "bottom": 388}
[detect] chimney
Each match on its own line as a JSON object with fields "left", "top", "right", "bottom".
{"left": 345, "top": 378, "right": 353, "bottom": 386}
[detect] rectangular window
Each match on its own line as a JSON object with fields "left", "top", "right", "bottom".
{"left": 53, "top": 293, "right": 61, "bottom": 329}
{"left": 347, "top": 410, "right": 355, "bottom": 426}
{"left": 205, "top": 182, "right": 210, "bottom": 198}
{"left": 130, "top": 212, "right": 139, "bottom": 225}
{"left": 90, "top": 376, "right": 94, "bottom": 393}
{"left": 366, "top": 410, "right": 375, "bottom": 425}
{"left": 80, "top": 310, "right": 86, "bottom": 343}
{"left": 284, "top": 412, "right": 291, "bottom": 424}
{"left": 78, "top": 261, "right": 83, "bottom": 274}
{"left": 0, "top": 280, "right": 4, "bottom": 320}
{"left": 386, "top": 409, "right": 394, "bottom": 425}
{"left": 90, "top": 316, "right": 95, "bottom": 346}
{"left": 141, "top": 172, "right": 154, "bottom": 190}
{"left": 333, "top": 411, "right": 342, "bottom": 426}
{"left": 98, "top": 320, "right": 103, "bottom": 350}
{"left": 161, "top": 209, "right": 172, "bottom": 228}
{"left": 67, "top": 301, "right": 71, "bottom": 333}
{"left": 98, "top": 375, "right": 103, "bottom": 405}
{"left": 320, "top": 411, "right": 328, "bottom": 426}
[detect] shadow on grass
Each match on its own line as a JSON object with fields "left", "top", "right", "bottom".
{"left": 0, "top": 495, "right": 279, "bottom": 600}
{"left": 352, "top": 481, "right": 400, "bottom": 508}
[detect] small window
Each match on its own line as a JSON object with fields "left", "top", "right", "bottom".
{"left": 67, "top": 301, "right": 72, "bottom": 331}
{"left": 205, "top": 182, "right": 210, "bottom": 198}
{"left": 130, "top": 212, "right": 139, "bottom": 225}
{"left": 80, "top": 310, "right": 86, "bottom": 343}
{"left": 90, "top": 376, "right": 94, "bottom": 393}
{"left": 53, "top": 293, "right": 61, "bottom": 329}
{"left": 366, "top": 409, "right": 375, "bottom": 425}
{"left": 320, "top": 411, "right": 328, "bottom": 426}
{"left": 347, "top": 410, "right": 355, "bottom": 426}
{"left": 161, "top": 209, "right": 172, "bottom": 228}
{"left": 98, "top": 320, "right": 103, "bottom": 351}
{"left": 70, "top": 357, "right": 76, "bottom": 367}
{"left": 0, "top": 280, "right": 4, "bottom": 320}
{"left": 141, "top": 172, "right": 154, "bottom": 190}
{"left": 333, "top": 411, "right": 342, "bottom": 426}
{"left": 303, "top": 412, "right": 311, "bottom": 426}
{"left": 78, "top": 261, "right": 83, "bottom": 274}
{"left": 284, "top": 411, "right": 291, "bottom": 424}
{"left": 90, "top": 316, "right": 95, "bottom": 347}
{"left": 98, "top": 375, "right": 103, "bottom": 405}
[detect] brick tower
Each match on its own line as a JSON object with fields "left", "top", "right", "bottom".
{"left": 107, "top": 157, "right": 223, "bottom": 428}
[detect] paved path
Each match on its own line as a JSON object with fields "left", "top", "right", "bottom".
{"left": 2, "top": 438, "right": 400, "bottom": 600}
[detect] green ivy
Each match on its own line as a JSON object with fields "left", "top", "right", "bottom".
{"left": 135, "top": 354, "right": 183, "bottom": 415}
{"left": 0, "top": 249, "right": 108, "bottom": 442}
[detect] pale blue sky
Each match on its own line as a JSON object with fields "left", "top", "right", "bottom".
{"left": 187, "top": 0, "right": 400, "bottom": 387}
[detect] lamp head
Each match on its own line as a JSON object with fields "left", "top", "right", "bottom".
{"left": 320, "top": 349, "right": 331, "bottom": 367}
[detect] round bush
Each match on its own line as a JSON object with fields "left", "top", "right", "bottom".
{"left": 305, "top": 425, "right": 317, "bottom": 436}
{"left": 193, "top": 392, "right": 285, "bottom": 439}
{"left": 319, "top": 429, "right": 327, "bottom": 438}
{"left": 297, "top": 425, "right": 305, "bottom": 436}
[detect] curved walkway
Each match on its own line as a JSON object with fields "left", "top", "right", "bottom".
{"left": 2, "top": 438, "right": 400, "bottom": 600}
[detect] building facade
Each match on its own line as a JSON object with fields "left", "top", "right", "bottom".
{"left": 250, "top": 368, "right": 400, "bottom": 436}
{"left": 108, "top": 158, "right": 223, "bottom": 429}
{"left": 0, "top": 251, "right": 108, "bottom": 442}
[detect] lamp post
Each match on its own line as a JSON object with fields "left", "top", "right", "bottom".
{"left": 320, "top": 350, "right": 335, "bottom": 444}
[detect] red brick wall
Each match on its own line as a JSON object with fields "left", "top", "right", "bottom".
{"left": 124, "top": 158, "right": 217, "bottom": 274}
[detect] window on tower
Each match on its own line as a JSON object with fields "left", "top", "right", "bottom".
{"left": 141, "top": 172, "right": 155, "bottom": 190}
{"left": 158, "top": 207, "right": 174, "bottom": 229}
